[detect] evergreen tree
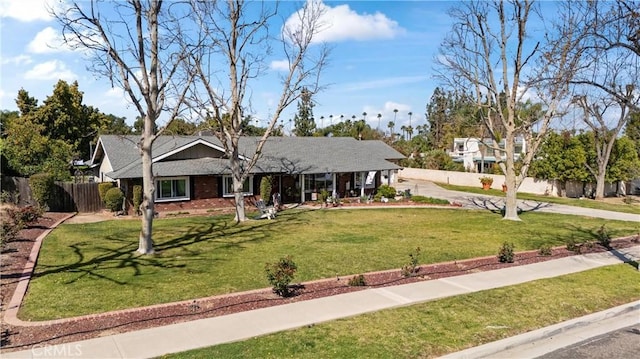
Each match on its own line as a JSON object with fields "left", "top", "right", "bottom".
{"left": 292, "top": 88, "right": 316, "bottom": 136}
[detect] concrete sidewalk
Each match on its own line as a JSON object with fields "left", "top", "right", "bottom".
{"left": 3, "top": 246, "right": 638, "bottom": 359}
{"left": 395, "top": 179, "right": 640, "bottom": 222}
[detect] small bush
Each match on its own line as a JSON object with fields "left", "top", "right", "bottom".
{"left": 538, "top": 244, "right": 552, "bottom": 256}
{"left": 29, "top": 173, "right": 55, "bottom": 209}
{"left": 411, "top": 195, "right": 450, "bottom": 205}
{"left": 401, "top": 247, "right": 421, "bottom": 277}
{"left": 1, "top": 220, "right": 20, "bottom": 245}
{"left": 498, "top": 242, "right": 515, "bottom": 263}
{"left": 98, "top": 182, "right": 114, "bottom": 202}
{"left": 265, "top": 256, "right": 298, "bottom": 297}
{"left": 133, "top": 185, "right": 143, "bottom": 215}
{"left": 260, "top": 176, "right": 272, "bottom": 204}
{"left": 0, "top": 190, "right": 18, "bottom": 204}
{"left": 374, "top": 185, "right": 396, "bottom": 202}
{"left": 348, "top": 274, "right": 367, "bottom": 287}
{"left": 596, "top": 224, "right": 611, "bottom": 248}
{"left": 566, "top": 238, "right": 581, "bottom": 253}
{"left": 104, "top": 187, "right": 124, "bottom": 212}
{"left": 5, "top": 206, "right": 43, "bottom": 228}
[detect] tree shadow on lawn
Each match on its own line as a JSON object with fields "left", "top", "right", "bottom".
{"left": 468, "top": 197, "right": 552, "bottom": 215}
{"left": 27, "top": 214, "right": 301, "bottom": 285}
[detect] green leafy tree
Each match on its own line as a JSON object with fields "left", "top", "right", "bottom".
{"left": 293, "top": 88, "right": 316, "bottom": 137}
{"left": 529, "top": 131, "right": 589, "bottom": 197}
{"left": 3, "top": 119, "right": 72, "bottom": 180}
{"left": 162, "top": 118, "right": 197, "bottom": 136}
{"left": 100, "top": 114, "right": 133, "bottom": 135}
{"left": 15, "top": 89, "right": 38, "bottom": 116}
{"left": 605, "top": 136, "right": 640, "bottom": 184}
{"left": 625, "top": 112, "right": 640, "bottom": 158}
{"left": 34, "top": 80, "right": 102, "bottom": 160}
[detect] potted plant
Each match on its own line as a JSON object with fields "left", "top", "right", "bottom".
{"left": 480, "top": 176, "right": 493, "bottom": 190}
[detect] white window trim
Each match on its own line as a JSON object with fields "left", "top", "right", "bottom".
{"left": 155, "top": 176, "right": 190, "bottom": 202}
{"left": 222, "top": 175, "right": 254, "bottom": 197}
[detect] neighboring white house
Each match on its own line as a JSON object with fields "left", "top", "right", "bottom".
{"left": 449, "top": 137, "right": 527, "bottom": 173}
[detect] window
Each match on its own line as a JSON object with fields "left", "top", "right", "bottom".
{"left": 223, "top": 176, "right": 254, "bottom": 197}
{"left": 156, "top": 177, "right": 189, "bottom": 201}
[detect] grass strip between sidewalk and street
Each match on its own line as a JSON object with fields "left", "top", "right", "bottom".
{"left": 434, "top": 183, "right": 640, "bottom": 215}
{"left": 20, "top": 209, "right": 639, "bottom": 320}
{"left": 164, "top": 264, "right": 640, "bottom": 359}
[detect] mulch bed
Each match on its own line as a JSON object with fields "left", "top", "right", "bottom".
{"left": 0, "top": 212, "right": 637, "bottom": 352}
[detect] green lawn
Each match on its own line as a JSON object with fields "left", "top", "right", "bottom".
{"left": 435, "top": 183, "right": 640, "bottom": 215}
{"left": 163, "top": 264, "right": 640, "bottom": 359}
{"left": 21, "top": 208, "right": 639, "bottom": 320}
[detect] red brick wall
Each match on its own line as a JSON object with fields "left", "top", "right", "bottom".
{"left": 192, "top": 176, "right": 218, "bottom": 199}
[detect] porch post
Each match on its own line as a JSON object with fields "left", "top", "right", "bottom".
{"left": 332, "top": 173, "right": 337, "bottom": 197}
{"left": 360, "top": 172, "right": 365, "bottom": 197}
{"left": 300, "top": 174, "right": 305, "bottom": 203}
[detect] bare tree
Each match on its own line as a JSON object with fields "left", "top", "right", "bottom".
{"left": 556, "top": 0, "right": 640, "bottom": 198}
{"left": 185, "top": 0, "right": 329, "bottom": 222}
{"left": 436, "top": 0, "right": 582, "bottom": 220}
{"left": 54, "top": 0, "right": 193, "bottom": 253}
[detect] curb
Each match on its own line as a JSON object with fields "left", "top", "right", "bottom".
{"left": 440, "top": 301, "right": 640, "bottom": 359}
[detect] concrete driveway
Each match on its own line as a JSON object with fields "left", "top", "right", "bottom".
{"left": 394, "top": 179, "right": 640, "bottom": 222}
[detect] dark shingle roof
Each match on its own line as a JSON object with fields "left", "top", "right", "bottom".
{"left": 100, "top": 135, "right": 404, "bottom": 179}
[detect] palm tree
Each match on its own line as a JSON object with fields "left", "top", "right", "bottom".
{"left": 408, "top": 111, "right": 413, "bottom": 127}
{"left": 340, "top": 114, "right": 344, "bottom": 123}
{"left": 329, "top": 114, "right": 333, "bottom": 125}
{"left": 362, "top": 112, "right": 367, "bottom": 123}
{"left": 320, "top": 115, "right": 324, "bottom": 128}
{"left": 376, "top": 113, "right": 382, "bottom": 131}
{"left": 387, "top": 121, "right": 395, "bottom": 140}
{"left": 400, "top": 125, "right": 407, "bottom": 141}
{"left": 407, "top": 125, "right": 413, "bottom": 141}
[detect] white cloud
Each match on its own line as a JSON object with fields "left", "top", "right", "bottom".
{"left": 104, "top": 87, "right": 125, "bottom": 99}
{"left": 0, "top": 0, "right": 61, "bottom": 22}
{"left": 27, "top": 27, "right": 70, "bottom": 54}
{"left": 1, "top": 55, "right": 33, "bottom": 66}
{"left": 284, "top": 1, "right": 404, "bottom": 44}
{"left": 270, "top": 59, "right": 290, "bottom": 71}
{"left": 24, "top": 60, "right": 77, "bottom": 81}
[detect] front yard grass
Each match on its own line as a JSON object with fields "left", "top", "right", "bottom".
{"left": 20, "top": 208, "right": 639, "bottom": 320}
{"left": 165, "top": 264, "right": 640, "bottom": 358}
{"left": 435, "top": 183, "right": 640, "bottom": 215}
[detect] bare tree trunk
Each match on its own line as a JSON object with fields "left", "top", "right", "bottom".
{"left": 502, "top": 133, "right": 520, "bottom": 220}
{"left": 594, "top": 167, "right": 608, "bottom": 199}
{"left": 138, "top": 121, "right": 155, "bottom": 254}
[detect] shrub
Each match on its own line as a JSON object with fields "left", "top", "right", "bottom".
{"left": 318, "top": 189, "right": 329, "bottom": 205}
{"left": 596, "top": 224, "right": 611, "bottom": 248}
{"left": 348, "top": 274, "right": 367, "bottom": 287}
{"left": 5, "top": 206, "right": 43, "bottom": 228}
{"left": 1, "top": 220, "right": 20, "bottom": 245}
{"left": 411, "top": 195, "right": 450, "bottom": 205}
{"left": 497, "top": 242, "right": 515, "bottom": 263}
{"left": 0, "top": 190, "right": 18, "bottom": 204}
{"left": 29, "top": 173, "right": 55, "bottom": 209}
{"left": 401, "top": 247, "right": 421, "bottom": 277}
{"left": 479, "top": 176, "right": 494, "bottom": 186}
{"left": 538, "top": 244, "right": 552, "bottom": 256}
{"left": 566, "top": 238, "right": 581, "bottom": 253}
{"left": 133, "top": 185, "right": 143, "bottom": 215}
{"left": 376, "top": 184, "right": 396, "bottom": 199}
{"left": 104, "top": 187, "right": 124, "bottom": 212}
{"left": 98, "top": 182, "right": 114, "bottom": 202}
{"left": 265, "top": 256, "right": 298, "bottom": 297}
{"left": 260, "top": 176, "right": 272, "bottom": 204}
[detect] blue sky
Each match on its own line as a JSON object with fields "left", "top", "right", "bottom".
{"left": 0, "top": 1, "right": 459, "bottom": 133}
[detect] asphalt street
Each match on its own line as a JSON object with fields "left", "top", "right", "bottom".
{"left": 536, "top": 324, "right": 640, "bottom": 359}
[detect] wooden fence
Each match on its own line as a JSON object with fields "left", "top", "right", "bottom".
{"left": 2, "top": 176, "right": 104, "bottom": 212}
